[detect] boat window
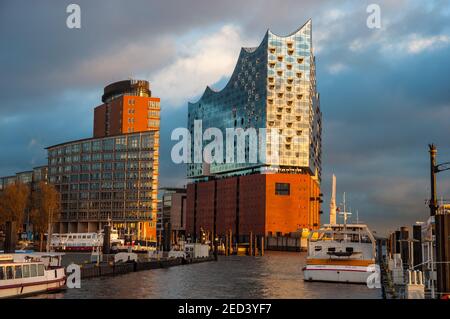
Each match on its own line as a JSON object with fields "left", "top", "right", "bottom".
{"left": 361, "top": 235, "right": 371, "bottom": 243}
{"left": 23, "top": 264, "right": 30, "bottom": 278}
{"left": 6, "top": 266, "right": 14, "bottom": 280}
{"left": 15, "top": 265, "right": 22, "bottom": 279}
{"left": 38, "top": 264, "right": 45, "bottom": 276}
{"left": 314, "top": 246, "right": 322, "bottom": 251}
{"left": 30, "top": 264, "right": 37, "bottom": 277}
{"left": 0, "top": 266, "right": 4, "bottom": 280}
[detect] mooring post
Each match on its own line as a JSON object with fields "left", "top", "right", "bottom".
{"left": 249, "top": 231, "right": 253, "bottom": 256}
{"left": 261, "top": 237, "right": 264, "bottom": 256}
{"left": 229, "top": 229, "right": 233, "bottom": 255}
{"left": 225, "top": 233, "right": 228, "bottom": 256}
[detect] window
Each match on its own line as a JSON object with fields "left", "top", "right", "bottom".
{"left": 15, "top": 266, "right": 22, "bottom": 279}
{"left": 115, "top": 152, "right": 127, "bottom": 160}
{"left": 114, "top": 172, "right": 125, "bottom": 179}
{"left": 0, "top": 266, "right": 4, "bottom": 280}
{"left": 6, "top": 266, "right": 14, "bottom": 279}
{"left": 141, "top": 135, "right": 153, "bottom": 148}
{"left": 148, "top": 120, "right": 159, "bottom": 127}
{"left": 148, "top": 101, "right": 159, "bottom": 108}
{"left": 115, "top": 137, "right": 126, "bottom": 150}
{"left": 38, "top": 264, "right": 44, "bottom": 276}
{"left": 103, "top": 162, "right": 113, "bottom": 170}
{"left": 114, "top": 162, "right": 125, "bottom": 170}
{"left": 82, "top": 142, "right": 91, "bottom": 152}
{"left": 92, "top": 141, "right": 101, "bottom": 152}
{"left": 275, "top": 183, "right": 290, "bottom": 195}
{"left": 72, "top": 144, "right": 81, "bottom": 153}
{"left": 102, "top": 181, "right": 112, "bottom": 189}
{"left": 148, "top": 110, "right": 159, "bottom": 117}
{"left": 80, "top": 192, "right": 89, "bottom": 200}
{"left": 128, "top": 136, "right": 139, "bottom": 149}
{"left": 102, "top": 172, "right": 112, "bottom": 180}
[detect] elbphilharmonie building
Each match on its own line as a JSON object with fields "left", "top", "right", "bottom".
{"left": 186, "top": 20, "right": 322, "bottom": 242}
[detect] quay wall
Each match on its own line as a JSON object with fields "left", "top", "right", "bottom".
{"left": 77, "top": 256, "right": 214, "bottom": 279}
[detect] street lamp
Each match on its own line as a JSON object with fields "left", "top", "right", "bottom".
{"left": 428, "top": 144, "right": 450, "bottom": 297}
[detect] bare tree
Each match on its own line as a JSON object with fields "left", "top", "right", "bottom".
{"left": 0, "top": 182, "right": 30, "bottom": 232}
{"left": 31, "top": 182, "right": 60, "bottom": 252}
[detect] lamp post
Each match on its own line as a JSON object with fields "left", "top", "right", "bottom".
{"left": 429, "top": 144, "right": 438, "bottom": 217}
{"left": 428, "top": 144, "right": 450, "bottom": 297}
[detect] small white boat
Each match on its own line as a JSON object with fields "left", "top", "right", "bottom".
{"left": 303, "top": 176, "right": 378, "bottom": 284}
{"left": 302, "top": 223, "right": 377, "bottom": 284}
{"left": 0, "top": 253, "right": 66, "bottom": 298}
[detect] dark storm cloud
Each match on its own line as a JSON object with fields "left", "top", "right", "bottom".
{"left": 0, "top": 0, "right": 449, "bottom": 234}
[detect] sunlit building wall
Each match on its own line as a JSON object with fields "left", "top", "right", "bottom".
{"left": 46, "top": 80, "right": 160, "bottom": 242}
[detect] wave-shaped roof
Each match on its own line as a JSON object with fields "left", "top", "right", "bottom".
{"left": 190, "top": 19, "right": 312, "bottom": 104}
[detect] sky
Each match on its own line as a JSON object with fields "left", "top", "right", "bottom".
{"left": 1, "top": 0, "right": 449, "bottom": 235}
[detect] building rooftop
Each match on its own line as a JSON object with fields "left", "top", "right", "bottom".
{"left": 102, "top": 79, "right": 151, "bottom": 103}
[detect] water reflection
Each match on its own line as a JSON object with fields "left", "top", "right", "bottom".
{"left": 34, "top": 252, "right": 380, "bottom": 299}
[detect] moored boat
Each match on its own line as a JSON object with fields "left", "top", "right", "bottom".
{"left": 303, "top": 223, "right": 377, "bottom": 284}
{"left": 303, "top": 175, "right": 378, "bottom": 284}
{"left": 50, "top": 229, "right": 123, "bottom": 252}
{"left": 0, "top": 253, "right": 66, "bottom": 298}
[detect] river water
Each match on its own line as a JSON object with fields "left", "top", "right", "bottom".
{"left": 35, "top": 251, "right": 381, "bottom": 299}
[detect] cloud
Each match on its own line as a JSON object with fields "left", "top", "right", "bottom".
{"left": 150, "top": 25, "right": 252, "bottom": 106}
{"left": 405, "top": 34, "right": 450, "bottom": 53}
{"left": 327, "top": 63, "right": 348, "bottom": 74}
{"left": 27, "top": 138, "right": 38, "bottom": 148}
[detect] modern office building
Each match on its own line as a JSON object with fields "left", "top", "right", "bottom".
{"left": 0, "top": 166, "right": 48, "bottom": 191}
{"left": 46, "top": 80, "right": 160, "bottom": 242}
{"left": 186, "top": 20, "right": 322, "bottom": 241}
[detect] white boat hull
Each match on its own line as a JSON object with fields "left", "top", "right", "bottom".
{"left": 303, "top": 264, "right": 374, "bottom": 284}
{"left": 0, "top": 268, "right": 66, "bottom": 298}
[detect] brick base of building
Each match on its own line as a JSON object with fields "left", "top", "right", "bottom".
{"left": 186, "top": 173, "right": 321, "bottom": 240}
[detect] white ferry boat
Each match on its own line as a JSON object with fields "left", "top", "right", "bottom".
{"left": 0, "top": 253, "right": 66, "bottom": 298}
{"left": 302, "top": 223, "right": 377, "bottom": 284}
{"left": 51, "top": 229, "right": 123, "bottom": 251}
{"left": 303, "top": 176, "right": 378, "bottom": 284}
